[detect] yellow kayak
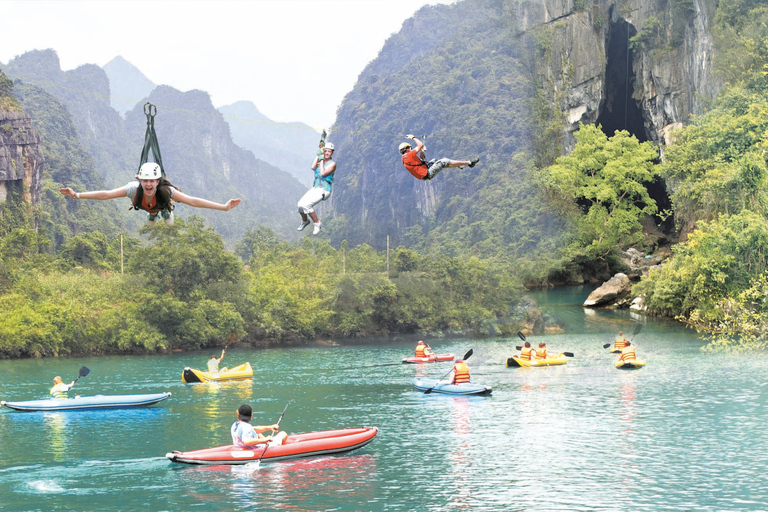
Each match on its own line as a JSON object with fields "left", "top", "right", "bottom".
{"left": 616, "top": 359, "right": 646, "bottom": 370}
{"left": 506, "top": 353, "right": 568, "bottom": 368}
{"left": 182, "top": 362, "right": 253, "bottom": 383}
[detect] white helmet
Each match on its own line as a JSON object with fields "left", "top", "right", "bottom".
{"left": 137, "top": 162, "right": 162, "bottom": 180}
{"left": 399, "top": 142, "right": 412, "bottom": 153}
{"left": 324, "top": 142, "right": 334, "bottom": 151}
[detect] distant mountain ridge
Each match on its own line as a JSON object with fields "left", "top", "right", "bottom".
{"left": 101, "top": 56, "right": 321, "bottom": 185}
{"left": 102, "top": 56, "right": 156, "bottom": 117}
{"left": 218, "top": 101, "right": 321, "bottom": 186}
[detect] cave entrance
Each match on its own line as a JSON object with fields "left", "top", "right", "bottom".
{"left": 597, "top": 17, "right": 676, "bottom": 240}
{"left": 596, "top": 18, "right": 646, "bottom": 141}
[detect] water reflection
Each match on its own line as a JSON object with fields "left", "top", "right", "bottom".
{"left": 190, "top": 380, "right": 254, "bottom": 438}
{"left": 186, "top": 454, "right": 378, "bottom": 510}
{"left": 43, "top": 412, "right": 67, "bottom": 462}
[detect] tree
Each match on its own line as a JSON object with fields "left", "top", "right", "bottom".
{"left": 660, "top": 84, "right": 768, "bottom": 230}
{"left": 540, "top": 123, "right": 660, "bottom": 258}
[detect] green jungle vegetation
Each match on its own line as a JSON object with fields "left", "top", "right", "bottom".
{"left": 0, "top": 217, "right": 521, "bottom": 358}
{"left": 1, "top": 0, "right": 767, "bottom": 357}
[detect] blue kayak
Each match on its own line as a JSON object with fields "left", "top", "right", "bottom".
{"left": 412, "top": 377, "right": 492, "bottom": 396}
{"left": 0, "top": 392, "right": 172, "bottom": 412}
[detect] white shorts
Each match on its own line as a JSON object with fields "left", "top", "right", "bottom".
{"left": 297, "top": 187, "right": 331, "bottom": 214}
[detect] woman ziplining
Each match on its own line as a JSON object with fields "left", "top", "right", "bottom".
{"left": 59, "top": 163, "right": 241, "bottom": 225}
{"left": 59, "top": 103, "right": 240, "bottom": 224}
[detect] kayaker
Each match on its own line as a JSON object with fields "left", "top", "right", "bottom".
{"left": 613, "top": 331, "right": 628, "bottom": 351}
{"left": 535, "top": 342, "right": 548, "bottom": 360}
{"left": 446, "top": 359, "right": 471, "bottom": 384}
{"left": 231, "top": 404, "right": 288, "bottom": 448}
{"left": 59, "top": 163, "right": 241, "bottom": 226}
{"left": 618, "top": 340, "right": 637, "bottom": 363}
{"left": 50, "top": 376, "right": 75, "bottom": 399}
{"left": 519, "top": 341, "right": 534, "bottom": 361}
{"left": 207, "top": 349, "right": 226, "bottom": 373}
{"left": 415, "top": 340, "right": 433, "bottom": 358}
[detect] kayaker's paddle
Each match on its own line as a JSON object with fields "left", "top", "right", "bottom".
{"left": 73, "top": 366, "right": 90, "bottom": 384}
{"left": 424, "top": 349, "right": 473, "bottom": 395}
{"left": 514, "top": 347, "right": 574, "bottom": 357}
{"left": 339, "top": 361, "right": 407, "bottom": 370}
{"left": 253, "top": 404, "right": 289, "bottom": 468}
{"left": 603, "top": 324, "right": 642, "bottom": 349}
{"left": 517, "top": 331, "right": 526, "bottom": 342}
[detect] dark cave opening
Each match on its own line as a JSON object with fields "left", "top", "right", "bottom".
{"left": 596, "top": 18, "right": 647, "bottom": 142}
{"left": 597, "top": 17, "right": 676, "bottom": 240}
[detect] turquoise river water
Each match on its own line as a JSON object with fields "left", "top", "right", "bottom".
{"left": 1, "top": 285, "right": 767, "bottom": 511}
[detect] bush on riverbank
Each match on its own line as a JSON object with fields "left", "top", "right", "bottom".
{"left": 0, "top": 218, "right": 524, "bottom": 359}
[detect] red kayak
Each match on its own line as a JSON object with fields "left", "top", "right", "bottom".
{"left": 166, "top": 427, "right": 378, "bottom": 465}
{"left": 402, "top": 353, "right": 455, "bottom": 364}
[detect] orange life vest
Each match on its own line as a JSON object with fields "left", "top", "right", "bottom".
{"left": 613, "top": 337, "right": 627, "bottom": 351}
{"left": 402, "top": 150, "right": 428, "bottom": 180}
{"left": 415, "top": 344, "right": 426, "bottom": 357}
{"left": 131, "top": 182, "right": 174, "bottom": 214}
{"left": 619, "top": 346, "right": 636, "bottom": 362}
{"left": 452, "top": 362, "right": 470, "bottom": 384}
{"left": 520, "top": 346, "right": 533, "bottom": 360}
{"left": 535, "top": 348, "right": 548, "bottom": 359}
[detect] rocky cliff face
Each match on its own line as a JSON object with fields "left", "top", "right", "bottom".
{"left": 328, "top": 0, "right": 722, "bottom": 254}
{"left": 521, "top": 0, "right": 720, "bottom": 149}
{"left": 0, "top": 109, "right": 44, "bottom": 207}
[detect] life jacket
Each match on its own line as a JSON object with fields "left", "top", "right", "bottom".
{"left": 415, "top": 344, "right": 426, "bottom": 357}
{"left": 402, "top": 150, "right": 429, "bottom": 180}
{"left": 536, "top": 348, "right": 548, "bottom": 359}
{"left": 207, "top": 358, "right": 221, "bottom": 373}
{"left": 452, "top": 362, "right": 470, "bottom": 384}
{"left": 613, "top": 337, "right": 627, "bottom": 351}
{"left": 619, "top": 346, "right": 636, "bottom": 362}
{"left": 131, "top": 182, "right": 174, "bottom": 214}
{"left": 50, "top": 383, "right": 69, "bottom": 399}
{"left": 520, "top": 346, "right": 533, "bottom": 360}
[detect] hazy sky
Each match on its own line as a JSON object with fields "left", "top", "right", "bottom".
{"left": 1, "top": 0, "right": 455, "bottom": 129}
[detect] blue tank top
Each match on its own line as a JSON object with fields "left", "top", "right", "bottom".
{"left": 313, "top": 159, "right": 335, "bottom": 192}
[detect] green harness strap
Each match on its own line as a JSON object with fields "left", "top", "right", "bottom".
{"left": 138, "top": 103, "right": 165, "bottom": 178}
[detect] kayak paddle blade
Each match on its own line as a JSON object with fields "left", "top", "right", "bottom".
{"left": 517, "top": 331, "right": 526, "bottom": 342}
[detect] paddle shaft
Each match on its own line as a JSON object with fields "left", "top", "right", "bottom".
{"left": 514, "top": 347, "right": 573, "bottom": 357}
{"left": 256, "top": 404, "right": 289, "bottom": 462}
{"left": 72, "top": 366, "right": 90, "bottom": 385}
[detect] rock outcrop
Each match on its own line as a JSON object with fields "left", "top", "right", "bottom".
{"left": 0, "top": 109, "right": 44, "bottom": 208}
{"left": 524, "top": 0, "right": 720, "bottom": 151}
{"left": 583, "top": 272, "right": 633, "bottom": 308}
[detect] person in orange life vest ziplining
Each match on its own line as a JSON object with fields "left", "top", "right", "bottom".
{"left": 618, "top": 340, "right": 637, "bottom": 363}
{"left": 59, "top": 163, "right": 241, "bottom": 226}
{"left": 399, "top": 135, "right": 479, "bottom": 181}
{"left": 441, "top": 359, "right": 471, "bottom": 385}
{"left": 230, "top": 404, "right": 288, "bottom": 448}
{"left": 297, "top": 143, "right": 337, "bottom": 235}
{"left": 518, "top": 341, "right": 534, "bottom": 361}
{"left": 414, "top": 340, "right": 434, "bottom": 358}
{"left": 50, "top": 376, "right": 75, "bottom": 399}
